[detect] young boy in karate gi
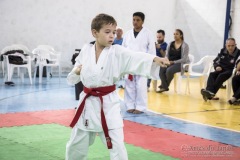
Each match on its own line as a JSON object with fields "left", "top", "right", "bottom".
{"left": 65, "top": 13, "right": 169, "bottom": 160}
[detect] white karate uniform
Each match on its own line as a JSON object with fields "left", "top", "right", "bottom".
{"left": 122, "top": 27, "right": 156, "bottom": 111}
{"left": 65, "top": 43, "right": 159, "bottom": 160}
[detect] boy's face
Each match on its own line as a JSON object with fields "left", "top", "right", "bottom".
{"left": 133, "top": 16, "right": 143, "bottom": 30}
{"left": 92, "top": 23, "right": 117, "bottom": 48}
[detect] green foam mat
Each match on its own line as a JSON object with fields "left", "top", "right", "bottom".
{"left": 0, "top": 124, "right": 177, "bottom": 160}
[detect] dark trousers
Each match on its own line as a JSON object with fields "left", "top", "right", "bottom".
{"left": 160, "top": 63, "right": 181, "bottom": 89}
{"left": 206, "top": 70, "right": 232, "bottom": 94}
{"left": 232, "top": 75, "right": 240, "bottom": 99}
{"left": 147, "top": 79, "right": 151, "bottom": 88}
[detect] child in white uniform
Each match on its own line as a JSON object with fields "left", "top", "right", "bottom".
{"left": 65, "top": 13, "right": 169, "bottom": 160}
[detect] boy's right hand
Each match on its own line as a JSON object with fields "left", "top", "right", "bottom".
{"left": 153, "top": 57, "right": 169, "bottom": 67}
{"left": 74, "top": 65, "right": 82, "bottom": 75}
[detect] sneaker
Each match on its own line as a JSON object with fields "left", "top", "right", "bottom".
{"left": 156, "top": 88, "right": 169, "bottom": 93}
{"left": 201, "top": 89, "right": 208, "bottom": 101}
{"left": 233, "top": 100, "right": 240, "bottom": 105}
{"left": 158, "top": 85, "right": 163, "bottom": 89}
{"left": 211, "top": 97, "right": 219, "bottom": 100}
{"left": 208, "top": 91, "right": 215, "bottom": 97}
{"left": 201, "top": 89, "right": 215, "bottom": 101}
{"left": 228, "top": 97, "right": 237, "bottom": 105}
{"left": 228, "top": 100, "right": 234, "bottom": 105}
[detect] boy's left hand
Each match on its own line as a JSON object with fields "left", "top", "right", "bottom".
{"left": 74, "top": 65, "right": 82, "bottom": 75}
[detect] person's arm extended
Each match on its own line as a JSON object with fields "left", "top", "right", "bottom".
{"left": 153, "top": 57, "right": 169, "bottom": 67}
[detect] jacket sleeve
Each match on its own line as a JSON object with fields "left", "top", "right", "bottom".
{"left": 165, "top": 44, "right": 170, "bottom": 58}
{"left": 114, "top": 46, "right": 160, "bottom": 80}
{"left": 213, "top": 52, "right": 221, "bottom": 70}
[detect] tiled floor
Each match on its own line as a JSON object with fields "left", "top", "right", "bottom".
{"left": 0, "top": 75, "right": 240, "bottom": 159}
{"left": 0, "top": 76, "right": 77, "bottom": 113}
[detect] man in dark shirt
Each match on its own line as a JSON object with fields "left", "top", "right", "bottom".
{"left": 201, "top": 38, "right": 240, "bottom": 101}
{"left": 155, "top": 30, "right": 168, "bottom": 57}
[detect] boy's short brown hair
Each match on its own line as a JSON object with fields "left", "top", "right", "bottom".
{"left": 91, "top": 13, "right": 117, "bottom": 32}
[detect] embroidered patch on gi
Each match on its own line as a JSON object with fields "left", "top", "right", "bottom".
{"left": 85, "top": 119, "right": 89, "bottom": 127}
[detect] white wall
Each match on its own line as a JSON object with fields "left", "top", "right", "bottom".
{"left": 0, "top": 0, "right": 176, "bottom": 73}
{"left": 0, "top": 0, "right": 239, "bottom": 73}
{"left": 175, "top": 0, "right": 227, "bottom": 61}
{"left": 231, "top": 0, "right": 240, "bottom": 45}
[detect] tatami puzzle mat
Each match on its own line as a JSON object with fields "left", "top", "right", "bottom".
{"left": 0, "top": 124, "right": 177, "bottom": 160}
{"left": 0, "top": 110, "right": 240, "bottom": 160}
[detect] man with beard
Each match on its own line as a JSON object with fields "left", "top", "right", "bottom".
{"left": 148, "top": 30, "right": 168, "bottom": 91}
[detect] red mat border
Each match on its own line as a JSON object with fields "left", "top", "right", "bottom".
{"left": 1, "top": 110, "right": 239, "bottom": 160}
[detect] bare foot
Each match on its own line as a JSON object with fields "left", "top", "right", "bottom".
{"left": 127, "top": 109, "right": 135, "bottom": 113}
{"left": 132, "top": 110, "right": 143, "bottom": 114}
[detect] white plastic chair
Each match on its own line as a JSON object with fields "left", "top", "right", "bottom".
{"left": 32, "top": 48, "right": 61, "bottom": 83}
{"left": 3, "top": 53, "right": 32, "bottom": 84}
{"left": 174, "top": 54, "right": 194, "bottom": 93}
{"left": 184, "top": 55, "right": 215, "bottom": 94}
{"left": 37, "top": 45, "right": 55, "bottom": 52}
{"left": 0, "top": 59, "right": 4, "bottom": 77}
{"left": 1, "top": 44, "right": 32, "bottom": 84}
{"left": 36, "top": 45, "right": 61, "bottom": 77}
{"left": 226, "top": 68, "right": 236, "bottom": 99}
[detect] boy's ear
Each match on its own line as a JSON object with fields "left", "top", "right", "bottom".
{"left": 92, "top": 29, "right": 97, "bottom": 38}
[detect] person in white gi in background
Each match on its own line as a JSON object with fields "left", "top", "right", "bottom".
{"left": 65, "top": 13, "right": 169, "bottom": 160}
{"left": 122, "top": 12, "right": 156, "bottom": 114}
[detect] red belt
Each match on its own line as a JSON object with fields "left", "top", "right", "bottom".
{"left": 128, "top": 74, "right": 133, "bottom": 81}
{"left": 70, "top": 85, "right": 116, "bottom": 149}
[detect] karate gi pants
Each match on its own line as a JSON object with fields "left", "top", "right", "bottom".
{"left": 124, "top": 75, "right": 147, "bottom": 111}
{"left": 65, "top": 127, "right": 128, "bottom": 160}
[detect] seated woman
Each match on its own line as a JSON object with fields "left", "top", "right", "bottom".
{"left": 158, "top": 29, "right": 189, "bottom": 93}
{"left": 229, "top": 60, "right": 240, "bottom": 105}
